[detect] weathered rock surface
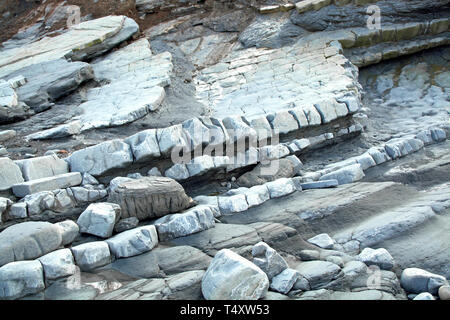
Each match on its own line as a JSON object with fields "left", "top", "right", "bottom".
{"left": 0, "top": 221, "right": 62, "bottom": 267}
{"left": 38, "top": 248, "right": 77, "bottom": 280}
{"left": 67, "top": 140, "right": 133, "bottom": 177}
{"left": 77, "top": 203, "right": 121, "bottom": 239}
{"left": 295, "top": 261, "right": 343, "bottom": 290}
{"left": 12, "top": 172, "right": 82, "bottom": 197}
{"left": 202, "top": 249, "right": 269, "bottom": 300}
{"left": 0, "top": 158, "right": 24, "bottom": 191}
{"left": 107, "top": 176, "right": 191, "bottom": 220}
{"left": 358, "top": 248, "right": 395, "bottom": 270}
{"left": 0, "top": 260, "right": 45, "bottom": 300}
{"left": 251, "top": 242, "right": 288, "bottom": 280}
{"left": 154, "top": 205, "right": 216, "bottom": 241}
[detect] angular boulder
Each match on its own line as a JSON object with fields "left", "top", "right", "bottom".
{"left": 319, "top": 163, "right": 365, "bottom": 185}
{"left": 252, "top": 242, "right": 288, "bottom": 280}
{"left": 38, "top": 248, "right": 77, "bottom": 280}
{"left": 67, "top": 139, "right": 133, "bottom": 177}
{"left": 107, "top": 176, "right": 191, "bottom": 220}
{"left": 154, "top": 205, "right": 216, "bottom": 241}
{"left": 202, "top": 249, "right": 269, "bottom": 300}
{"left": 12, "top": 172, "right": 82, "bottom": 197}
{"left": 106, "top": 225, "right": 158, "bottom": 258}
{"left": 77, "top": 203, "right": 121, "bottom": 238}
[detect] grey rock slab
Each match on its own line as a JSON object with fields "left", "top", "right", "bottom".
{"left": 107, "top": 176, "right": 191, "bottom": 220}
{"left": 0, "top": 158, "right": 24, "bottom": 191}
{"left": 154, "top": 205, "right": 215, "bottom": 242}
{"left": 270, "top": 268, "right": 300, "bottom": 294}
{"left": 401, "top": 268, "right": 448, "bottom": 295}
{"left": 15, "top": 155, "right": 69, "bottom": 181}
{"left": 0, "top": 16, "right": 139, "bottom": 78}
{"left": 300, "top": 179, "right": 339, "bottom": 190}
{"left": 77, "top": 203, "right": 121, "bottom": 239}
{"left": 170, "top": 223, "right": 261, "bottom": 254}
{"left": 221, "top": 116, "right": 257, "bottom": 143}
{"left": 156, "top": 124, "right": 188, "bottom": 157}
{"left": 182, "top": 118, "right": 210, "bottom": 151}
{"left": 295, "top": 260, "right": 342, "bottom": 290}
{"left": 307, "top": 233, "right": 335, "bottom": 249}
{"left": 186, "top": 155, "right": 215, "bottom": 177}
{"left": 0, "top": 221, "right": 63, "bottom": 267}
{"left": 5, "top": 59, "right": 93, "bottom": 113}
{"left": 358, "top": 248, "right": 395, "bottom": 270}
{"left": 439, "top": 285, "right": 450, "bottom": 300}
{"left": 265, "top": 178, "right": 297, "bottom": 198}
{"left": 165, "top": 163, "right": 190, "bottom": 180}
{"left": 67, "top": 139, "right": 133, "bottom": 177}
{"left": 9, "top": 202, "right": 27, "bottom": 219}
{"left": 12, "top": 172, "right": 82, "bottom": 198}
{"left": 26, "top": 121, "right": 82, "bottom": 141}
{"left": 0, "top": 260, "right": 45, "bottom": 300}
{"left": 201, "top": 249, "right": 269, "bottom": 300}
{"left": 413, "top": 292, "right": 435, "bottom": 300}
{"left": 267, "top": 111, "right": 299, "bottom": 135}
{"left": 106, "top": 225, "right": 158, "bottom": 258}
{"left": 54, "top": 220, "right": 79, "bottom": 246}
{"left": 124, "top": 129, "right": 161, "bottom": 162}
{"left": 71, "top": 241, "right": 112, "bottom": 271}
{"left": 319, "top": 164, "right": 365, "bottom": 185}
{"left": 218, "top": 194, "right": 249, "bottom": 214}
{"left": 38, "top": 248, "right": 77, "bottom": 280}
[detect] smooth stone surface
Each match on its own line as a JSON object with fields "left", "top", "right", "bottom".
{"left": 0, "top": 221, "right": 63, "bottom": 267}
{"left": 107, "top": 176, "right": 191, "bottom": 220}
{"left": 12, "top": 172, "right": 82, "bottom": 198}
{"left": 401, "top": 268, "right": 448, "bottom": 295}
{"left": 71, "top": 241, "right": 112, "bottom": 271}
{"left": 319, "top": 164, "right": 365, "bottom": 185}
{"left": 106, "top": 226, "right": 158, "bottom": 258}
{"left": 77, "top": 203, "right": 121, "bottom": 238}
{"left": 0, "top": 158, "right": 24, "bottom": 191}
{"left": 201, "top": 249, "right": 269, "bottom": 300}
{"left": 358, "top": 248, "right": 395, "bottom": 270}
{"left": 295, "top": 260, "right": 342, "bottom": 290}
{"left": 38, "top": 248, "right": 77, "bottom": 280}
{"left": 54, "top": 220, "right": 79, "bottom": 246}
{"left": 15, "top": 155, "right": 69, "bottom": 181}
{"left": 300, "top": 179, "right": 339, "bottom": 190}
{"left": 67, "top": 139, "right": 133, "bottom": 177}
{"left": 307, "top": 233, "right": 335, "bottom": 249}
{"left": 154, "top": 205, "right": 216, "bottom": 242}
{"left": 269, "top": 268, "right": 300, "bottom": 294}
{"left": 252, "top": 242, "right": 288, "bottom": 280}
{"left": 0, "top": 260, "right": 45, "bottom": 300}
